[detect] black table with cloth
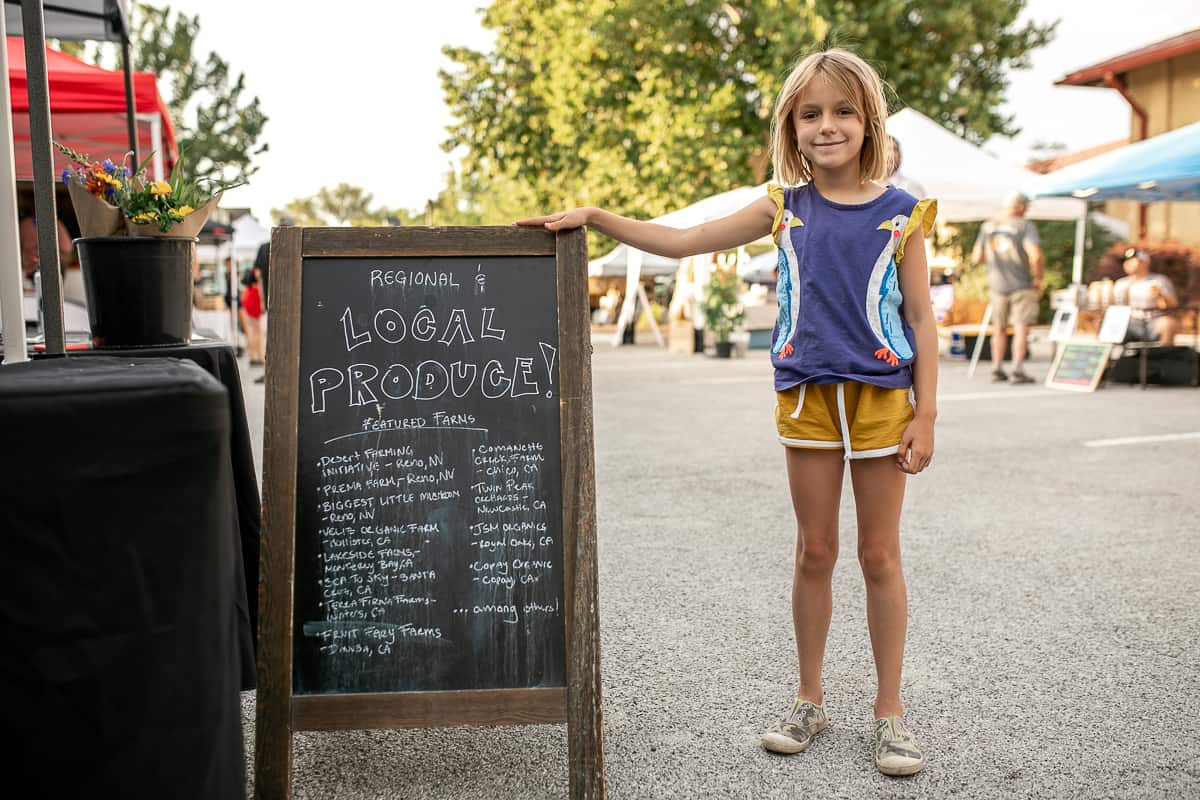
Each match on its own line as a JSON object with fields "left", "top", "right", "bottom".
{"left": 70, "top": 341, "right": 261, "bottom": 686}
{"left": 0, "top": 356, "right": 247, "bottom": 797}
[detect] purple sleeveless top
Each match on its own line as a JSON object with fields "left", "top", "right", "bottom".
{"left": 769, "top": 183, "right": 936, "bottom": 391}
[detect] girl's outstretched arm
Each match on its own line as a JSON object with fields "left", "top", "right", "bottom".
{"left": 896, "top": 226, "right": 938, "bottom": 475}
{"left": 515, "top": 197, "right": 777, "bottom": 259}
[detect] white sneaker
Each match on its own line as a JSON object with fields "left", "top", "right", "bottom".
{"left": 873, "top": 716, "right": 924, "bottom": 776}
{"left": 760, "top": 698, "right": 829, "bottom": 754}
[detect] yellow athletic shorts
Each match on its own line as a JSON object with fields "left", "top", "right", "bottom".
{"left": 775, "top": 381, "right": 914, "bottom": 459}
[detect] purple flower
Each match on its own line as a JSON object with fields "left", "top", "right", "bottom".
{"left": 102, "top": 159, "right": 116, "bottom": 173}
{"left": 60, "top": 167, "right": 71, "bottom": 185}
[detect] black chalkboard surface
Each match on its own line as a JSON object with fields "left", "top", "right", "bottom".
{"left": 256, "top": 227, "right": 603, "bottom": 800}
{"left": 293, "top": 256, "right": 564, "bottom": 694}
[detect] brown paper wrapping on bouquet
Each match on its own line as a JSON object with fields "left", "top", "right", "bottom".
{"left": 67, "top": 180, "right": 124, "bottom": 237}
{"left": 126, "top": 193, "right": 222, "bottom": 238}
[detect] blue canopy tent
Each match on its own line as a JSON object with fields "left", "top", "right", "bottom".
{"left": 1029, "top": 120, "right": 1200, "bottom": 202}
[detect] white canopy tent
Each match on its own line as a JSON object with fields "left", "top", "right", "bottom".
{"left": 232, "top": 214, "right": 270, "bottom": 264}
{"left": 596, "top": 183, "right": 769, "bottom": 345}
{"left": 886, "top": 108, "right": 1087, "bottom": 222}
{"left": 587, "top": 183, "right": 768, "bottom": 277}
{"left": 587, "top": 243, "right": 678, "bottom": 278}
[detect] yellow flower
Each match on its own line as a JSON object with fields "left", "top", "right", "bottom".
{"left": 177, "top": 204, "right": 194, "bottom": 217}
{"left": 149, "top": 181, "right": 172, "bottom": 196}
{"left": 131, "top": 212, "right": 155, "bottom": 223}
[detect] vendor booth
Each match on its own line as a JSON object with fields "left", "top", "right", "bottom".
{"left": 886, "top": 108, "right": 1086, "bottom": 223}
{"left": 0, "top": 4, "right": 249, "bottom": 796}
{"left": 598, "top": 183, "right": 769, "bottom": 348}
{"left": 1029, "top": 119, "right": 1200, "bottom": 202}
{"left": 6, "top": 34, "right": 178, "bottom": 181}
{"left": 1029, "top": 121, "right": 1200, "bottom": 388}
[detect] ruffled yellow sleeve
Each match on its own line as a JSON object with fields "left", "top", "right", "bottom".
{"left": 767, "top": 183, "right": 786, "bottom": 246}
{"left": 896, "top": 198, "right": 937, "bottom": 264}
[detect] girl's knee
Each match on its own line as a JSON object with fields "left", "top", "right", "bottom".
{"left": 857, "top": 543, "right": 900, "bottom": 582}
{"left": 797, "top": 535, "right": 839, "bottom": 576}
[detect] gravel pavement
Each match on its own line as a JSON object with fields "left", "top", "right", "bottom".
{"left": 234, "top": 335, "right": 1200, "bottom": 799}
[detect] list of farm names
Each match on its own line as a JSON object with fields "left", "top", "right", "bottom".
{"left": 303, "top": 435, "right": 559, "bottom": 656}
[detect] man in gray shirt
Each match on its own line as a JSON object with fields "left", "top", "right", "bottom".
{"left": 971, "top": 192, "right": 1044, "bottom": 383}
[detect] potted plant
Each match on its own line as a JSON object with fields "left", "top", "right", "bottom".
{"left": 702, "top": 264, "right": 746, "bottom": 358}
{"left": 57, "top": 144, "right": 239, "bottom": 348}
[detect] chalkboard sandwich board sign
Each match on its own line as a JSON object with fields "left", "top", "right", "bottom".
{"left": 1046, "top": 339, "right": 1113, "bottom": 392}
{"left": 256, "top": 226, "right": 602, "bottom": 799}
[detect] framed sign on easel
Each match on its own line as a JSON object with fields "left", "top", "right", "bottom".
{"left": 256, "top": 226, "right": 603, "bottom": 799}
{"left": 1045, "top": 339, "right": 1113, "bottom": 392}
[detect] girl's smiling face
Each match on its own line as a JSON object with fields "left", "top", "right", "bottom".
{"left": 790, "top": 74, "right": 866, "bottom": 177}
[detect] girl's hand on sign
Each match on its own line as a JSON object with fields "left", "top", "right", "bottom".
{"left": 514, "top": 209, "right": 590, "bottom": 231}
{"left": 896, "top": 415, "right": 934, "bottom": 474}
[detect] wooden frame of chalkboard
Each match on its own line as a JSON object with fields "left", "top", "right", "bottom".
{"left": 1045, "top": 339, "right": 1113, "bottom": 392}
{"left": 256, "top": 226, "right": 603, "bottom": 799}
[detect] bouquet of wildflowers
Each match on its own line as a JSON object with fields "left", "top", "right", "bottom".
{"left": 124, "top": 147, "right": 241, "bottom": 235}
{"left": 57, "top": 144, "right": 132, "bottom": 204}
{"left": 55, "top": 142, "right": 242, "bottom": 237}
{"left": 55, "top": 142, "right": 130, "bottom": 236}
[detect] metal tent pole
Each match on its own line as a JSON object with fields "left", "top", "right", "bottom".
{"left": 0, "top": 7, "right": 29, "bottom": 363}
{"left": 20, "top": 0, "right": 64, "bottom": 355}
{"left": 121, "top": 31, "right": 138, "bottom": 165}
{"left": 967, "top": 303, "right": 993, "bottom": 379}
{"left": 1071, "top": 210, "right": 1086, "bottom": 286}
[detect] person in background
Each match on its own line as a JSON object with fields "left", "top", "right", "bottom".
{"left": 1114, "top": 248, "right": 1179, "bottom": 345}
{"left": 19, "top": 214, "right": 75, "bottom": 289}
{"left": 253, "top": 240, "right": 270, "bottom": 312}
{"left": 239, "top": 265, "right": 265, "bottom": 368}
{"left": 252, "top": 215, "right": 293, "bottom": 311}
{"left": 971, "top": 192, "right": 1043, "bottom": 384}
{"left": 247, "top": 216, "right": 291, "bottom": 384}
{"left": 885, "top": 136, "right": 925, "bottom": 199}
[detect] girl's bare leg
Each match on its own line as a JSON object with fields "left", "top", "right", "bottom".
{"left": 785, "top": 448, "right": 845, "bottom": 704}
{"left": 848, "top": 456, "right": 908, "bottom": 718}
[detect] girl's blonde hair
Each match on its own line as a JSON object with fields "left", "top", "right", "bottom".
{"left": 769, "top": 48, "right": 890, "bottom": 186}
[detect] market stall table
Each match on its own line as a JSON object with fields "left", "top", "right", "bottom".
{"left": 0, "top": 355, "right": 246, "bottom": 798}
{"left": 72, "top": 340, "right": 261, "bottom": 682}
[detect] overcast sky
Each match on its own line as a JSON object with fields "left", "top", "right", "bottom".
{"left": 168, "top": 0, "right": 1198, "bottom": 222}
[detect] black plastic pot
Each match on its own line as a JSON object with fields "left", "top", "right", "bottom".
{"left": 76, "top": 236, "right": 195, "bottom": 348}
{"left": 714, "top": 340, "right": 734, "bottom": 358}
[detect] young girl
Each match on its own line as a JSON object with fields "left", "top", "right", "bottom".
{"left": 518, "top": 48, "right": 937, "bottom": 777}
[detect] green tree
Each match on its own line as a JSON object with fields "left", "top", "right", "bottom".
{"left": 272, "top": 183, "right": 424, "bottom": 227}
{"left": 423, "top": 167, "right": 540, "bottom": 227}
{"left": 441, "top": 0, "right": 1055, "bottom": 227}
{"left": 58, "top": 3, "right": 267, "bottom": 184}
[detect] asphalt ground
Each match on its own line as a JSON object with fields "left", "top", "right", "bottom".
{"left": 235, "top": 333, "right": 1200, "bottom": 799}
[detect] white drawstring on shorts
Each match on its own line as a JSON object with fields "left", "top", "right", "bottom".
{"left": 835, "top": 383, "right": 851, "bottom": 461}
{"left": 789, "top": 384, "right": 807, "bottom": 419}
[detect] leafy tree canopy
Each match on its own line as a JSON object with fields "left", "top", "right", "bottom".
{"left": 441, "top": 0, "right": 1056, "bottom": 225}
{"left": 271, "top": 183, "right": 423, "bottom": 227}
{"left": 57, "top": 2, "right": 268, "bottom": 185}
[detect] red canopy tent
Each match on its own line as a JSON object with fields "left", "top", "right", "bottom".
{"left": 6, "top": 36, "right": 177, "bottom": 181}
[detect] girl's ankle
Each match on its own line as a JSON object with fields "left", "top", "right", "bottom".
{"left": 873, "top": 701, "right": 904, "bottom": 719}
